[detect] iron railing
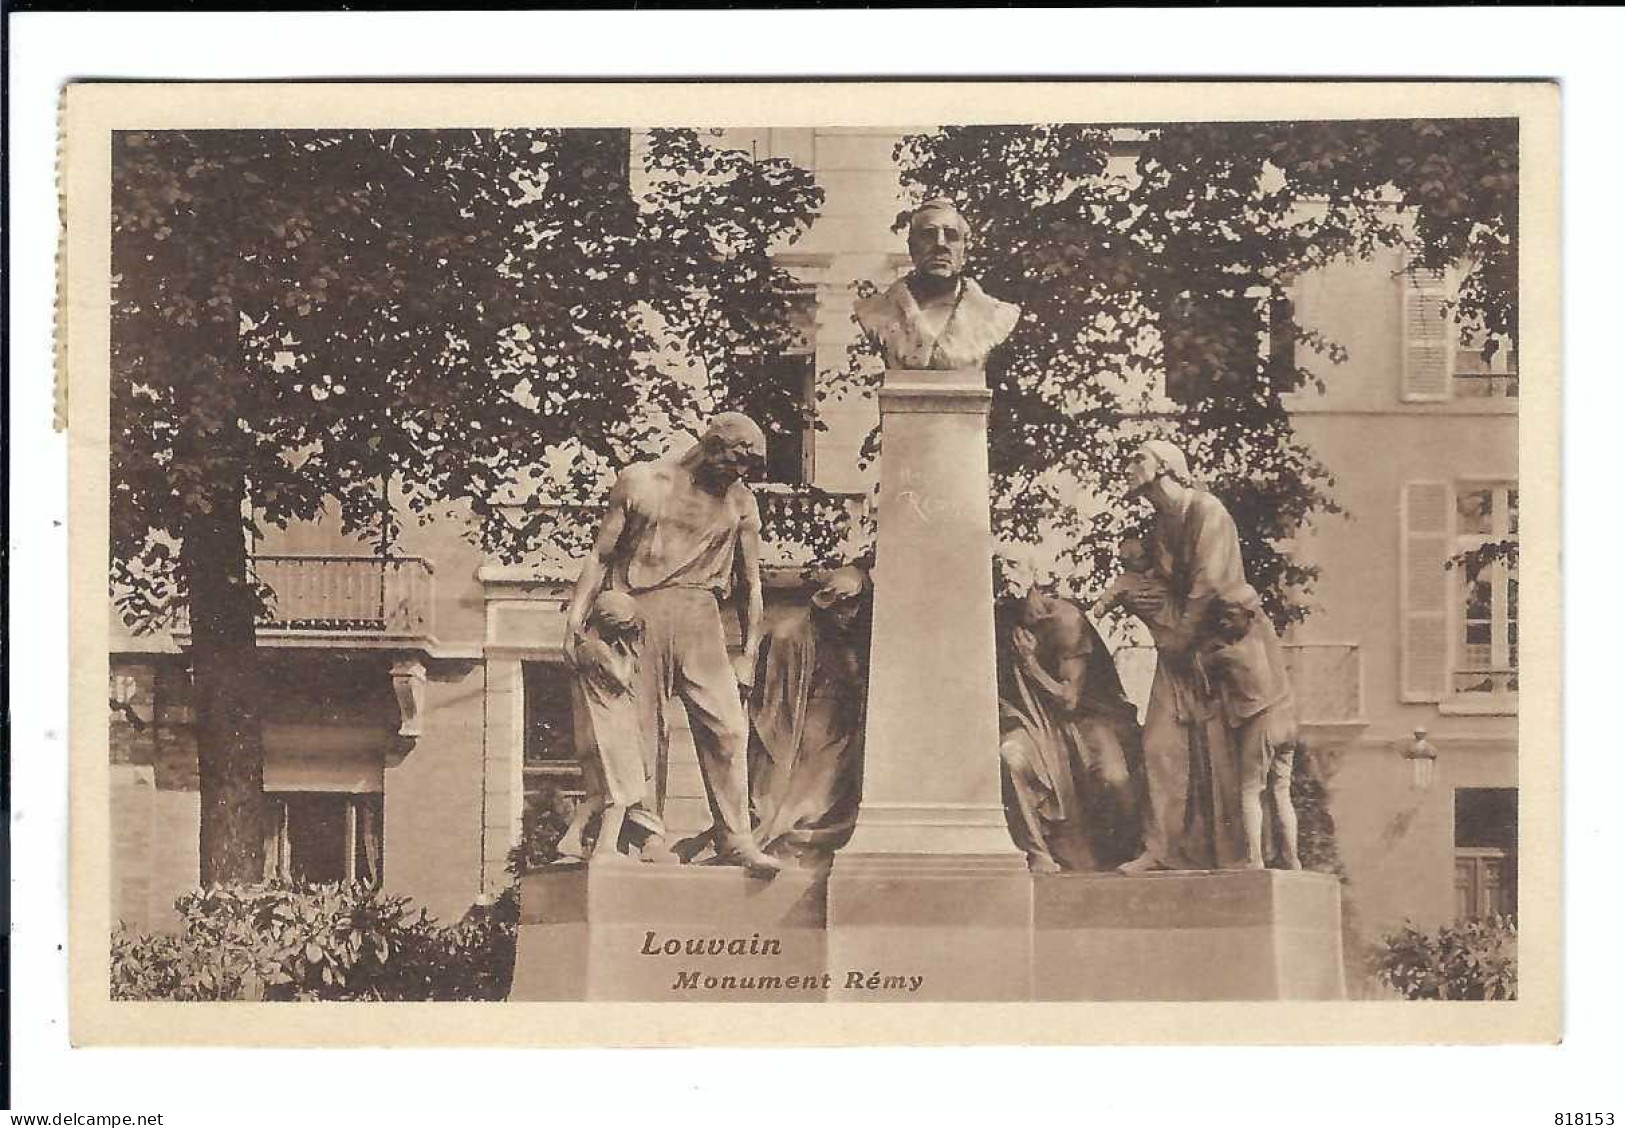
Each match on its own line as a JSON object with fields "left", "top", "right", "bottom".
{"left": 1279, "top": 642, "right": 1364, "bottom": 726}
{"left": 173, "top": 554, "right": 436, "bottom": 638}
{"left": 493, "top": 488, "right": 876, "bottom": 574}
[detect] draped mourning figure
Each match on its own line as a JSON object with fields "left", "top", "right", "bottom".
{"left": 747, "top": 567, "right": 872, "bottom": 863}
{"left": 997, "top": 584, "right": 1145, "bottom": 873}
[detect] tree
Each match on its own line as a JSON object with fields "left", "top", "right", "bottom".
{"left": 111, "top": 128, "right": 821, "bottom": 883}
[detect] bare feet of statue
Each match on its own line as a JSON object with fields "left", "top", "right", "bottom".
{"left": 639, "top": 836, "right": 681, "bottom": 866}
{"left": 719, "top": 837, "right": 783, "bottom": 877}
{"left": 554, "top": 835, "right": 588, "bottom": 864}
{"left": 1243, "top": 859, "right": 1267, "bottom": 871}
{"left": 1117, "top": 851, "right": 1166, "bottom": 875}
{"left": 1027, "top": 854, "right": 1062, "bottom": 874}
{"left": 1281, "top": 856, "right": 1303, "bottom": 871}
{"left": 671, "top": 831, "right": 716, "bottom": 864}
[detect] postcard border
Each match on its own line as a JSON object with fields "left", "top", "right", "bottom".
{"left": 64, "top": 79, "right": 1561, "bottom": 1047}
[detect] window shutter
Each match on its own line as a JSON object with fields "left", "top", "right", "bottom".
{"left": 1401, "top": 270, "right": 1451, "bottom": 402}
{"left": 1400, "top": 481, "right": 1452, "bottom": 701}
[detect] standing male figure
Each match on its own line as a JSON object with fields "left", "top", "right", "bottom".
{"left": 1198, "top": 587, "right": 1302, "bottom": 871}
{"left": 565, "top": 413, "right": 782, "bottom": 875}
{"left": 1117, "top": 440, "right": 1254, "bottom": 873}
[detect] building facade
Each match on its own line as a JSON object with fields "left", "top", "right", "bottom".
{"left": 108, "top": 127, "right": 1517, "bottom": 955}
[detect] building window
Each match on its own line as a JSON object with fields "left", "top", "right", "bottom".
{"left": 263, "top": 793, "right": 383, "bottom": 885}
{"left": 1453, "top": 329, "right": 1519, "bottom": 399}
{"left": 1400, "top": 479, "right": 1518, "bottom": 707}
{"left": 1452, "top": 483, "right": 1518, "bottom": 697}
{"left": 754, "top": 286, "right": 818, "bottom": 486}
{"left": 1454, "top": 788, "right": 1517, "bottom": 920}
{"left": 524, "top": 660, "right": 582, "bottom": 823}
{"left": 1401, "top": 269, "right": 1518, "bottom": 402}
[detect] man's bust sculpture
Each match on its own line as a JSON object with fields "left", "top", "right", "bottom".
{"left": 855, "top": 197, "right": 1022, "bottom": 371}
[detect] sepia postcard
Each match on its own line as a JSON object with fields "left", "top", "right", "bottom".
{"left": 62, "top": 79, "right": 1560, "bottom": 1046}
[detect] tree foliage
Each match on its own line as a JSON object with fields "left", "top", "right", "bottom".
{"left": 110, "top": 127, "right": 822, "bottom": 880}
{"left": 112, "top": 127, "right": 823, "bottom": 624}
{"left": 849, "top": 119, "right": 1518, "bottom": 629}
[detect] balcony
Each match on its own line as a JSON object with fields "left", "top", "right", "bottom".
{"left": 1280, "top": 642, "right": 1367, "bottom": 745}
{"left": 481, "top": 488, "right": 876, "bottom": 585}
{"left": 175, "top": 554, "right": 437, "bottom": 648}
{"left": 756, "top": 485, "right": 874, "bottom": 571}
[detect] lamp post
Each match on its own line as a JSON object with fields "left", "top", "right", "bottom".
{"left": 1403, "top": 727, "right": 1438, "bottom": 790}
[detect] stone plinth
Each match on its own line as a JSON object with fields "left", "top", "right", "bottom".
{"left": 510, "top": 863, "right": 829, "bottom": 1002}
{"left": 509, "top": 866, "right": 1346, "bottom": 1002}
{"left": 844, "top": 367, "right": 1016, "bottom": 857}
{"left": 825, "top": 856, "right": 1034, "bottom": 1002}
{"left": 1032, "top": 869, "right": 1347, "bottom": 1000}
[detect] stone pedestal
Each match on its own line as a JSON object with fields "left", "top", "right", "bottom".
{"left": 510, "top": 863, "right": 830, "bottom": 1002}
{"left": 843, "top": 367, "right": 1016, "bottom": 858}
{"left": 822, "top": 367, "right": 1025, "bottom": 998}
{"left": 508, "top": 866, "right": 1346, "bottom": 1002}
{"left": 825, "top": 856, "right": 1034, "bottom": 1001}
{"left": 1032, "top": 869, "right": 1348, "bottom": 1000}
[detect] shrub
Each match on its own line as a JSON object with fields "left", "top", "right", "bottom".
{"left": 1370, "top": 915, "right": 1518, "bottom": 1001}
{"left": 110, "top": 882, "right": 516, "bottom": 1002}
{"left": 506, "top": 776, "right": 578, "bottom": 876}
{"left": 434, "top": 885, "right": 519, "bottom": 1002}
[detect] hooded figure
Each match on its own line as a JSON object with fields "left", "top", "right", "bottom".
{"left": 997, "top": 587, "right": 1145, "bottom": 872}
{"left": 747, "top": 566, "right": 872, "bottom": 861}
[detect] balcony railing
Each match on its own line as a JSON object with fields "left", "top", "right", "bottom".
{"left": 757, "top": 486, "right": 874, "bottom": 569}
{"left": 176, "top": 555, "right": 436, "bottom": 639}
{"left": 490, "top": 488, "right": 876, "bottom": 577}
{"left": 1279, "top": 642, "right": 1364, "bottom": 728}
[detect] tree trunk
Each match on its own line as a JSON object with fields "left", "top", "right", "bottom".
{"left": 181, "top": 471, "right": 267, "bottom": 886}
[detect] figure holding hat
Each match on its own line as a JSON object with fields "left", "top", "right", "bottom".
{"left": 556, "top": 590, "right": 649, "bottom": 865}
{"left": 564, "top": 412, "right": 784, "bottom": 876}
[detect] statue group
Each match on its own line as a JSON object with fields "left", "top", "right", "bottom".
{"left": 558, "top": 199, "right": 1301, "bottom": 878}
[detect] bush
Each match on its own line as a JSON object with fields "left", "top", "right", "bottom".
{"left": 111, "top": 882, "right": 516, "bottom": 1002}
{"left": 1370, "top": 915, "right": 1518, "bottom": 1001}
{"left": 506, "top": 777, "right": 578, "bottom": 876}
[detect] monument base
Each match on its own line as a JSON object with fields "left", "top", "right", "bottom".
{"left": 1032, "top": 869, "right": 1347, "bottom": 1001}
{"left": 825, "top": 853, "right": 1033, "bottom": 1001}
{"left": 510, "top": 862, "right": 829, "bottom": 1002}
{"left": 509, "top": 864, "right": 1346, "bottom": 1002}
